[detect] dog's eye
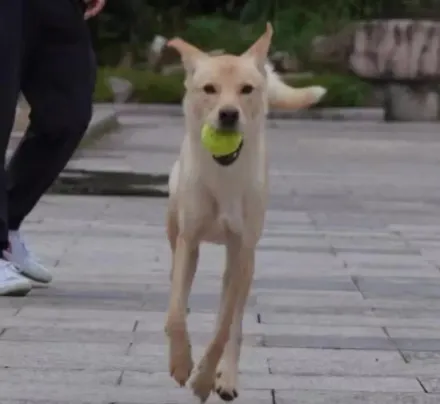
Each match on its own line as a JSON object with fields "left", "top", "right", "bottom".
{"left": 203, "top": 84, "right": 217, "bottom": 94}
{"left": 240, "top": 84, "right": 254, "bottom": 95}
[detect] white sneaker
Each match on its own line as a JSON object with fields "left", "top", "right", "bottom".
{"left": 3, "top": 230, "right": 53, "bottom": 284}
{"left": 0, "top": 259, "right": 32, "bottom": 296}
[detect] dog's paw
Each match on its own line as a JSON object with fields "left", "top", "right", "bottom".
{"left": 214, "top": 370, "right": 239, "bottom": 402}
{"left": 309, "top": 85, "right": 327, "bottom": 102}
{"left": 190, "top": 364, "right": 215, "bottom": 403}
{"left": 169, "top": 338, "right": 194, "bottom": 387}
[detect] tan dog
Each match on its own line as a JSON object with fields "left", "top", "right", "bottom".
{"left": 165, "top": 23, "right": 326, "bottom": 403}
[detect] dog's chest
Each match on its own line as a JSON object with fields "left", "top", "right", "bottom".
{"left": 201, "top": 162, "right": 267, "bottom": 244}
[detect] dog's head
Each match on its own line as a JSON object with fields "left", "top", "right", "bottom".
{"left": 168, "top": 23, "right": 273, "bottom": 137}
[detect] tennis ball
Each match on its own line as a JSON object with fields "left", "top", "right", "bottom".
{"left": 201, "top": 124, "right": 243, "bottom": 157}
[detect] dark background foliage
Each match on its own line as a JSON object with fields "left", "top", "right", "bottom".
{"left": 90, "top": 0, "right": 439, "bottom": 106}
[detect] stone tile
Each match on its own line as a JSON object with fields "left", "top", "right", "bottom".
{"left": 390, "top": 225, "right": 440, "bottom": 236}
{"left": 259, "top": 312, "right": 386, "bottom": 328}
{"left": 354, "top": 277, "right": 440, "bottom": 300}
{"left": 275, "top": 391, "right": 440, "bottom": 404}
{"left": 11, "top": 310, "right": 137, "bottom": 331}
{"left": 310, "top": 212, "right": 387, "bottom": 229}
{"left": 0, "top": 384, "right": 193, "bottom": 403}
{"left": 420, "top": 248, "right": 440, "bottom": 266}
{"left": 133, "top": 331, "right": 262, "bottom": 347}
{"left": 258, "top": 235, "right": 330, "bottom": 251}
{"left": 256, "top": 290, "right": 365, "bottom": 310}
{"left": 387, "top": 328, "right": 440, "bottom": 339}
{"left": 393, "top": 339, "right": 440, "bottom": 352}
{"left": 0, "top": 298, "right": 27, "bottom": 310}
{"left": 261, "top": 228, "right": 324, "bottom": 238}
{"left": 135, "top": 312, "right": 257, "bottom": 334}
{"left": 348, "top": 267, "right": 440, "bottom": 279}
{"left": 14, "top": 296, "right": 146, "bottom": 312}
{"left": 16, "top": 307, "right": 147, "bottom": 322}
{"left": 368, "top": 299, "right": 440, "bottom": 311}
{"left": 249, "top": 374, "right": 421, "bottom": 392}
{"left": 263, "top": 334, "right": 394, "bottom": 350}
{"left": 121, "top": 370, "right": 421, "bottom": 392}
{"left": 0, "top": 368, "right": 119, "bottom": 385}
{"left": 264, "top": 210, "right": 313, "bottom": 224}
{"left": 0, "top": 327, "right": 136, "bottom": 344}
{"left": 6, "top": 116, "right": 440, "bottom": 402}
{"left": 259, "top": 324, "right": 387, "bottom": 338}
{"left": 28, "top": 282, "right": 148, "bottom": 300}
{"left": 418, "top": 378, "right": 440, "bottom": 393}
{"left": 267, "top": 349, "right": 406, "bottom": 376}
{"left": 0, "top": 401, "right": 91, "bottom": 404}
{"left": 268, "top": 347, "right": 440, "bottom": 378}
{"left": 254, "top": 266, "right": 350, "bottom": 278}
{"left": 0, "top": 307, "right": 19, "bottom": 317}
{"left": 0, "top": 340, "right": 128, "bottom": 370}
{"left": 338, "top": 253, "right": 432, "bottom": 270}
{"left": 402, "top": 351, "right": 440, "bottom": 364}
{"left": 252, "top": 276, "right": 356, "bottom": 292}
{"left": 254, "top": 251, "right": 346, "bottom": 270}
{"left": 257, "top": 304, "right": 373, "bottom": 316}
{"left": 326, "top": 235, "right": 405, "bottom": 250}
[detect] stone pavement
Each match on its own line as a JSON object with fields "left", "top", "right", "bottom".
{"left": 3, "top": 112, "right": 440, "bottom": 403}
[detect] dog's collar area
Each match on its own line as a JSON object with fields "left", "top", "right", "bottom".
{"left": 212, "top": 140, "right": 244, "bottom": 167}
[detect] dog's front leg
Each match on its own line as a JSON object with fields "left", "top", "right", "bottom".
{"left": 215, "top": 246, "right": 255, "bottom": 402}
{"left": 166, "top": 234, "right": 199, "bottom": 387}
{"left": 191, "top": 233, "right": 242, "bottom": 402}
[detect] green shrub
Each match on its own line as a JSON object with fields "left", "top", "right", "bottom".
{"left": 179, "top": 16, "right": 255, "bottom": 54}
{"left": 94, "top": 67, "right": 184, "bottom": 104}
{"left": 94, "top": 67, "right": 372, "bottom": 108}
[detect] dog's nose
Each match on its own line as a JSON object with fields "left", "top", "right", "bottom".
{"left": 218, "top": 108, "right": 239, "bottom": 128}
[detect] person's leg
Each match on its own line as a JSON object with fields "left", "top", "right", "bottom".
{"left": 4, "top": 0, "right": 96, "bottom": 284}
{"left": 0, "top": 0, "right": 33, "bottom": 296}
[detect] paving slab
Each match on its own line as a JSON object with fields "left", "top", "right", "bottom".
{"left": 275, "top": 391, "right": 440, "bottom": 404}
{"left": 3, "top": 112, "right": 440, "bottom": 402}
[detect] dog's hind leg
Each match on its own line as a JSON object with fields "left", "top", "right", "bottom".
{"left": 190, "top": 233, "right": 244, "bottom": 402}
{"left": 166, "top": 209, "right": 178, "bottom": 282}
{"left": 165, "top": 233, "right": 199, "bottom": 387}
{"left": 215, "top": 246, "right": 255, "bottom": 402}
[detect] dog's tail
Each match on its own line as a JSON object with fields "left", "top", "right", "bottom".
{"left": 266, "top": 63, "right": 327, "bottom": 109}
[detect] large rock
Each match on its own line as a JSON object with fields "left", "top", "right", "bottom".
{"left": 383, "top": 83, "right": 439, "bottom": 121}
{"left": 312, "top": 20, "right": 440, "bottom": 121}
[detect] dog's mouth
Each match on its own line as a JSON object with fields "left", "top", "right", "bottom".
{"left": 212, "top": 140, "right": 244, "bottom": 167}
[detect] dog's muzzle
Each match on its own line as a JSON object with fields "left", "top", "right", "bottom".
{"left": 212, "top": 139, "right": 244, "bottom": 167}
{"left": 218, "top": 107, "right": 239, "bottom": 130}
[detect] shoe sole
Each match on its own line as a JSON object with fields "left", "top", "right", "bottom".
{"left": 0, "top": 282, "right": 32, "bottom": 296}
{"left": 2, "top": 253, "right": 52, "bottom": 284}
{"left": 20, "top": 270, "right": 52, "bottom": 284}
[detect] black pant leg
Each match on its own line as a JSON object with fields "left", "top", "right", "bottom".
{"left": 0, "top": 1, "right": 24, "bottom": 243}
{"left": 7, "top": 0, "right": 96, "bottom": 230}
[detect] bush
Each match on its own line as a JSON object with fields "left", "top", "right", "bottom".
{"left": 94, "top": 67, "right": 184, "bottom": 104}
{"left": 94, "top": 67, "right": 372, "bottom": 108}
{"left": 178, "top": 16, "right": 255, "bottom": 54}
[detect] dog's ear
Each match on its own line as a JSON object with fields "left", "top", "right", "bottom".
{"left": 167, "top": 38, "right": 207, "bottom": 75}
{"left": 242, "top": 22, "right": 273, "bottom": 70}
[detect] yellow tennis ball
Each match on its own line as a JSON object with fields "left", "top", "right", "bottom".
{"left": 201, "top": 124, "right": 243, "bottom": 157}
